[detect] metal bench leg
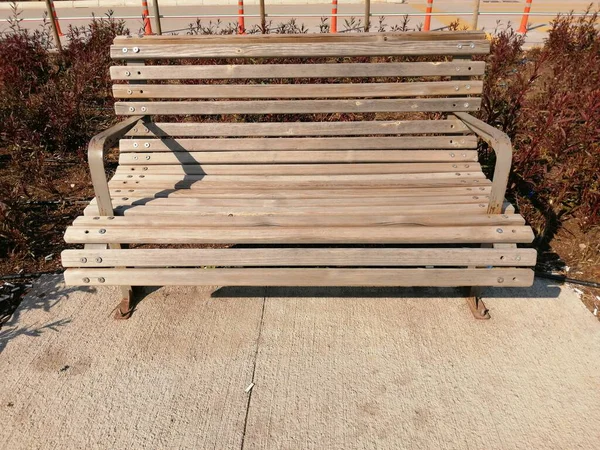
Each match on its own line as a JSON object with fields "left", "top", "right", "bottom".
{"left": 114, "top": 285, "right": 135, "bottom": 320}
{"left": 466, "top": 286, "right": 490, "bottom": 320}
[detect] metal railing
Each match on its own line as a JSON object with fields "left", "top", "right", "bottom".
{"left": 1, "top": 0, "right": 596, "bottom": 51}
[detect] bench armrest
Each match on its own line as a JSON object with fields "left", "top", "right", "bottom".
{"left": 454, "top": 112, "right": 512, "bottom": 215}
{"left": 88, "top": 116, "right": 145, "bottom": 216}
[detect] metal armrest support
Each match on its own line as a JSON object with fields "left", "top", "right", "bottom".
{"left": 454, "top": 112, "right": 512, "bottom": 215}
{"left": 88, "top": 115, "right": 145, "bottom": 216}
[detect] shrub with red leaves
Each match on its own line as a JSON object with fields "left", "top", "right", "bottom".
{"left": 480, "top": 11, "right": 600, "bottom": 242}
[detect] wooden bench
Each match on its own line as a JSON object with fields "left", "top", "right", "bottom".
{"left": 61, "top": 32, "right": 536, "bottom": 320}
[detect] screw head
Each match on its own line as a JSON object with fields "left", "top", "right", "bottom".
{"left": 454, "top": 86, "right": 460, "bottom": 91}
{"left": 470, "top": 43, "right": 475, "bottom": 49}
{"left": 497, "top": 277, "right": 504, "bottom": 283}
{"left": 464, "top": 103, "right": 469, "bottom": 108}
{"left": 122, "top": 48, "right": 128, "bottom": 53}
{"left": 125, "top": 71, "right": 131, "bottom": 76}
{"left": 108, "top": 216, "right": 115, "bottom": 220}
{"left": 466, "top": 84, "right": 471, "bottom": 90}
{"left": 141, "top": 107, "right": 147, "bottom": 112}
{"left": 457, "top": 43, "right": 463, "bottom": 49}
{"left": 145, "top": 155, "right": 151, "bottom": 160}
{"left": 133, "top": 47, "right": 140, "bottom": 53}
{"left": 80, "top": 258, "right": 87, "bottom": 263}
{"left": 452, "top": 164, "right": 457, "bottom": 168}
{"left": 96, "top": 257, "right": 103, "bottom": 263}
{"left": 516, "top": 256, "right": 521, "bottom": 261}
{"left": 133, "top": 156, "right": 138, "bottom": 160}
{"left": 450, "top": 153, "right": 455, "bottom": 157}
{"left": 82, "top": 277, "right": 90, "bottom": 283}
{"left": 144, "top": 143, "right": 150, "bottom": 148}
{"left": 127, "top": 89, "right": 132, "bottom": 95}
{"left": 98, "top": 277, "right": 106, "bottom": 283}
{"left": 99, "top": 229, "right": 106, "bottom": 234}
{"left": 496, "top": 228, "right": 503, "bottom": 233}
{"left": 133, "top": 142, "right": 139, "bottom": 148}
{"left": 143, "top": 127, "right": 149, "bottom": 132}
{"left": 129, "top": 107, "right": 135, "bottom": 112}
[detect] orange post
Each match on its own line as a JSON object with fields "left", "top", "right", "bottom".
{"left": 238, "top": 0, "right": 245, "bottom": 34}
{"left": 48, "top": 0, "right": 64, "bottom": 36}
{"left": 424, "top": 0, "right": 433, "bottom": 31}
{"left": 141, "top": 0, "right": 153, "bottom": 35}
{"left": 331, "top": 0, "right": 338, "bottom": 33}
{"left": 518, "top": 0, "right": 533, "bottom": 33}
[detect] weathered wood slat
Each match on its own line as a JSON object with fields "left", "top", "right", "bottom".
{"left": 112, "top": 62, "right": 486, "bottom": 81}
{"left": 84, "top": 203, "right": 490, "bottom": 217}
{"left": 101, "top": 194, "right": 489, "bottom": 208}
{"left": 62, "top": 247, "right": 537, "bottom": 268}
{"left": 64, "top": 267, "right": 533, "bottom": 287}
{"left": 113, "top": 32, "right": 487, "bottom": 45}
{"left": 116, "top": 98, "right": 482, "bottom": 115}
{"left": 112, "top": 40, "right": 489, "bottom": 59}
{"left": 119, "top": 136, "right": 478, "bottom": 152}
{"left": 65, "top": 225, "right": 534, "bottom": 244}
{"left": 107, "top": 186, "right": 492, "bottom": 199}
{"left": 116, "top": 163, "right": 481, "bottom": 176}
{"left": 113, "top": 81, "right": 483, "bottom": 99}
{"left": 88, "top": 204, "right": 491, "bottom": 216}
{"left": 112, "top": 172, "right": 486, "bottom": 183}
{"left": 119, "top": 150, "right": 478, "bottom": 165}
{"left": 108, "top": 177, "right": 491, "bottom": 190}
{"left": 124, "top": 120, "right": 471, "bottom": 137}
{"left": 74, "top": 213, "right": 524, "bottom": 228}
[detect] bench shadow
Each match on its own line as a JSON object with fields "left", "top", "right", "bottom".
{"left": 0, "top": 275, "right": 95, "bottom": 354}
{"left": 211, "top": 279, "right": 562, "bottom": 299}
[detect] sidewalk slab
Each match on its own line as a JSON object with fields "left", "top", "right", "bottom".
{"left": 1, "top": 276, "right": 599, "bottom": 449}
{"left": 0, "top": 275, "right": 264, "bottom": 450}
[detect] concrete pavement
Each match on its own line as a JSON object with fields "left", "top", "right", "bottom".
{"left": 1, "top": 274, "right": 599, "bottom": 449}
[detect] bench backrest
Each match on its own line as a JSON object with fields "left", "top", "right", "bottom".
{"left": 110, "top": 32, "right": 489, "bottom": 117}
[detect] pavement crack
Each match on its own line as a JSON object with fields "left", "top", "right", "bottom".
{"left": 240, "top": 289, "right": 267, "bottom": 450}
